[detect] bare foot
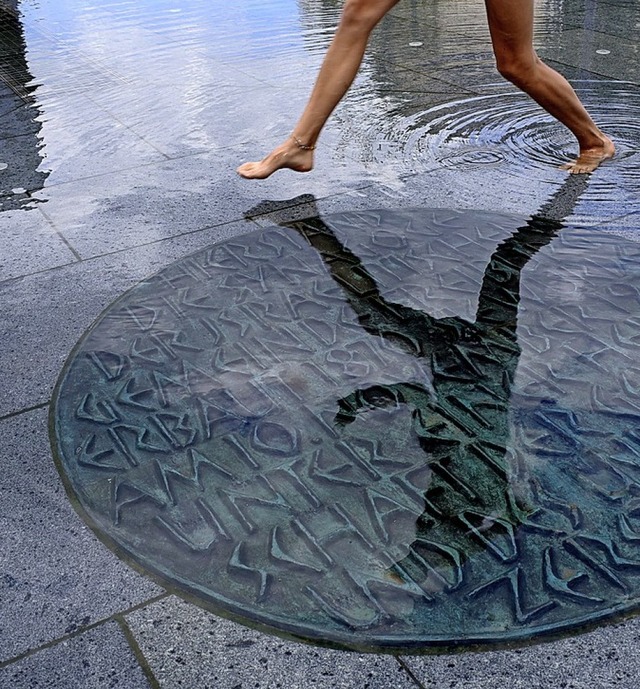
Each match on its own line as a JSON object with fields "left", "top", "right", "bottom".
{"left": 560, "top": 136, "right": 615, "bottom": 174}
{"left": 237, "top": 137, "right": 314, "bottom": 179}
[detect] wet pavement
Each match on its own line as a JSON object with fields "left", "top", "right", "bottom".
{"left": 2, "top": 0, "right": 640, "bottom": 687}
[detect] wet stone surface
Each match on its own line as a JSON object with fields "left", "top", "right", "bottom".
{"left": 52, "top": 188, "right": 640, "bottom": 651}
{"left": 0, "top": 6, "right": 48, "bottom": 211}
{"left": 338, "top": 80, "right": 640, "bottom": 228}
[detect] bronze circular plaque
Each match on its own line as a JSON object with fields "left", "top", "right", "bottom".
{"left": 51, "top": 201, "right": 640, "bottom": 652}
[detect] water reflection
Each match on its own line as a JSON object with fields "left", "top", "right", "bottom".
{"left": 11, "top": 0, "right": 634, "bottom": 208}
{"left": 281, "top": 175, "right": 588, "bottom": 580}
{"left": 52, "top": 171, "right": 640, "bottom": 647}
{"left": 9, "top": 0, "right": 588, "bottom": 171}
{"left": 0, "top": 0, "right": 48, "bottom": 210}
{"left": 43, "top": 0, "right": 640, "bottom": 650}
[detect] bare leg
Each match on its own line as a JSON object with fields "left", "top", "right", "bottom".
{"left": 485, "top": 0, "right": 614, "bottom": 174}
{"left": 237, "top": 0, "right": 400, "bottom": 179}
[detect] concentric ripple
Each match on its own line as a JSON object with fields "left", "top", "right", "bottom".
{"left": 406, "top": 90, "right": 570, "bottom": 174}
{"left": 364, "top": 81, "right": 640, "bottom": 229}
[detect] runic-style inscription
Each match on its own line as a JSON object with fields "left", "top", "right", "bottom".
{"left": 52, "top": 188, "right": 640, "bottom": 651}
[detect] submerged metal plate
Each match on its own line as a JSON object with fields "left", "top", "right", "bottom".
{"left": 52, "top": 200, "right": 640, "bottom": 651}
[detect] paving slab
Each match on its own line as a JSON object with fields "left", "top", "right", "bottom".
{"left": 33, "top": 90, "right": 168, "bottom": 187}
{"left": 0, "top": 621, "right": 152, "bottom": 689}
{"left": 0, "top": 130, "right": 48, "bottom": 205}
{"left": 538, "top": 29, "right": 640, "bottom": 84}
{"left": 0, "top": 90, "right": 40, "bottom": 140}
{"left": 190, "top": 5, "right": 340, "bottom": 73}
{"left": 562, "top": 0, "right": 640, "bottom": 40}
{"left": 0, "top": 67, "right": 49, "bottom": 208}
{"left": 85, "top": 67, "right": 275, "bottom": 158}
{"left": 245, "top": 170, "right": 548, "bottom": 232}
{"left": 126, "top": 596, "right": 418, "bottom": 689}
{"left": 15, "top": 31, "right": 133, "bottom": 100}
{"left": 388, "top": 0, "right": 569, "bottom": 37}
{"left": 32, "top": 144, "right": 374, "bottom": 258}
{"left": 0, "top": 407, "right": 163, "bottom": 662}
{"left": 0, "top": 218, "right": 254, "bottom": 417}
{"left": 401, "top": 617, "right": 640, "bottom": 689}
{"left": 373, "top": 30, "right": 493, "bottom": 77}
{"left": 0, "top": 206, "right": 76, "bottom": 281}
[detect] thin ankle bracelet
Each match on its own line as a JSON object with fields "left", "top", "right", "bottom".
{"left": 292, "top": 135, "right": 316, "bottom": 151}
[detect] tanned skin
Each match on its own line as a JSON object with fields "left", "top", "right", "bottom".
{"left": 237, "top": 0, "right": 613, "bottom": 180}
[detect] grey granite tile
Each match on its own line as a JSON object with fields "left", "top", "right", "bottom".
{"left": 539, "top": 60, "right": 627, "bottom": 84}
{"left": 562, "top": 0, "right": 640, "bottom": 40}
{"left": 229, "top": 51, "right": 326, "bottom": 90}
{"left": 372, "top": 41, "right": 501, "bottom": 93}
{"left": 381, "top": 3, "right": 629, "bottom": 87}
{"left": 387, "top": 0, "right": 590, "bottom": 38}
{"left": 329, "top": 87, "right": 496, "bottom": 173}
{"left": 19, "top": 4, "right": 164, "bottom": 58}
{"left": 538, "top": 28, "right": 640, "bottom": 84}
{"left": 32, "top": 90, "right": 167, "bottom": 186}
{"left": 0, "top": 408, "right": 163, "bottom": 662}
{"left": 15, "top": 34, "right": 134, "bottom": 99}
{"left": 244, "top": 157, "right": 560, "bottom": 234}
{"left": 32, "top": 142, "right": 374, "bottom": 258}
{"left": 126, "top": 596, "right": 418, "bottom": 689}
{"left": 411, "top": 60, "right": 505, "bottom": 92}
{"left": 44, "top": 37, "right": 268, "bottom": 90}
{"left": 244, "top": 191, "right": 369, "bottom": 227}
{"left": 354, "top": 62, "right": 465, "bottom": 96}
{"left": 403, "top": 166, "right": 562, "bottom": 217}
{"left": 0, "top": 622, "right": 152, "bottom": 689}
{"left": 245, "top": 171, "right": 547, "bottom": 232}
{"left": 0, "top": 206, "right": 76, "bottom": 281}
{"left": 0, "top": 130, "right": 48, "bottom": 204}
{"left": 86, "top": 82, "right": 308, "bottom": 158}
{"left": 190, "top": 6, "right": 339, "bottom": 71}
{"left": 0, "top": 218, "right": 254, "bottom": 417}
{"left": 0, "top": 90, "right": 41, "bottom": 140}
{"left": 134, "top": 0, "right": 333, "bottom": 66}
{"left": 373, "top": 29, "right": 493, "bottom": 75}
{"left": 600, "top": 0, "right": 640, "bottom": 6}
{"left": 401, "top": 617, "right": 640, "bottom": 689}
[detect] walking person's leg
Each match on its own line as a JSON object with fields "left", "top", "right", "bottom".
{"left": 237, "top": 0, "right": 400, "bottom": 179}
{"left": 485, "top": 0, "right": 614, "bottom": 173}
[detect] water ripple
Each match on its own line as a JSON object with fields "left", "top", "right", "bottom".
{"left": 411, "top": 85, "right": 633, "bottom": 168}
{"left": 369, "top": 81, "right": 640, "bottom": 227}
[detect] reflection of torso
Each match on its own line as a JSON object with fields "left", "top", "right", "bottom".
{"left": 328, "top": 214, "right": 573, "bottom": 535}
{"left": 417, "top": 315, "right": 522, "bottom": 523}
{"left": 347, "top": 310, "right": 527, "bottom": 543}
{"left": 288, "top": 196, "right": 585, "bottom": 593}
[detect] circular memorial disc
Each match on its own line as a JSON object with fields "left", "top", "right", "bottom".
{"left": 52, "top": 204, "right": 640, "bottom": 652}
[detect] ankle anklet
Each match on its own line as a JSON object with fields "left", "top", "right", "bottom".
{"left": 292, "top": 136, "right": 316, "bottom": 151}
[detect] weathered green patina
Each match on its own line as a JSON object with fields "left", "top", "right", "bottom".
{"left": 51, "top": 177, "right": 640, "bottom": 651}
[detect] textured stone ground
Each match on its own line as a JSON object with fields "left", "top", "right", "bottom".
{"left": 1, "top": 0, "right": 639, "bottom": 686}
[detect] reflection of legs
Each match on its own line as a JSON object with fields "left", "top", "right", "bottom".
{"left": 485, "top": 0, "right": 614, "bottom": 173}
{"left": 237, "top": 0, "right": 399, "bottom": 179}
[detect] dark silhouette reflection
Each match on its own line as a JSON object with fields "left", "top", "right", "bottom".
{"left": 0, "top": 0, "right": 48, "bottom": 210}
{"left": 254, "top": 176, "right": 589, "bottom": 583}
